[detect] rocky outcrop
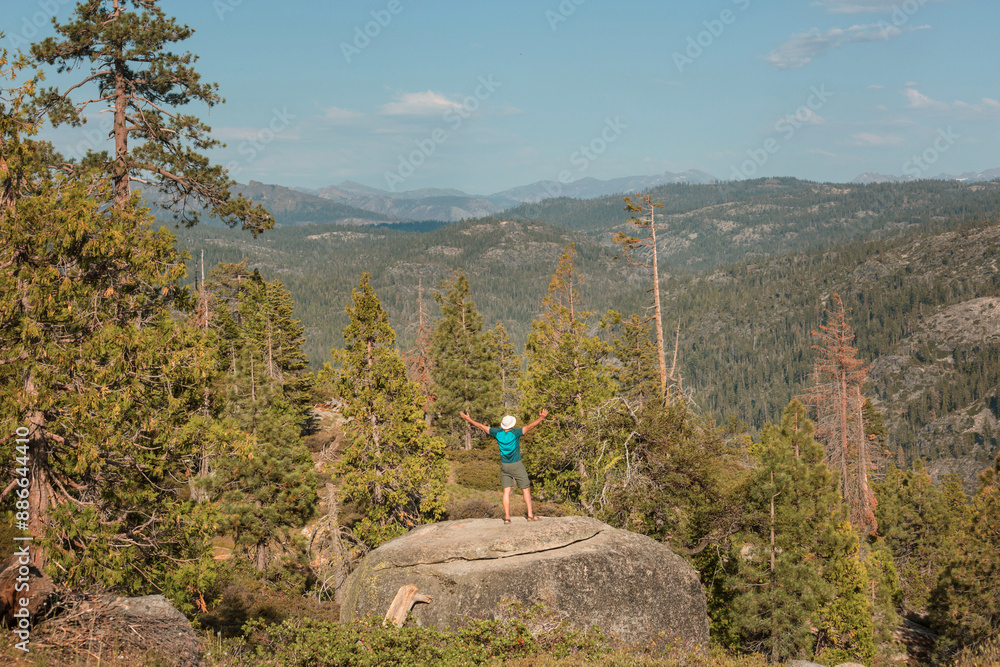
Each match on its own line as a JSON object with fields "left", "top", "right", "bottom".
{"left": 36, "top": 594, "right": 201, "bottom": 666}
{"left": 341, "top": 516, "right": 709, "bottom": 647}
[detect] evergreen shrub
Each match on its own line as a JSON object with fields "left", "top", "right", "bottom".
{"left": 456, "top": 460, "right": 500, "bottom": 490}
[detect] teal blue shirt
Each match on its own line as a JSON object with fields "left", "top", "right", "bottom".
{"left": 489, "top": 427, "right": 524, "bottom": 463}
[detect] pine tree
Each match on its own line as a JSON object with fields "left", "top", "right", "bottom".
{"left": 430, "top": 270, "right": 499, "bottom": 450}
{"left": 930, "top": 452, "right": 1000, "bottom": 658}
{"left": 0, "top": 132, "right": 235, "bottom": 596}
{"left": 582, "top": 397, "right": 735, "bottom": 551}
{"left": 874, "top": 460, "right": 965, "bottom": 612}
{"left": 617, "top": 195, "right": 670, "bottom": 402}
{"left": 329, "top": 274, "right": 447, "bottom": 548}
{"left": 207, "top": 271, "right": 316, "bottom": 570}
{"left": 212, "top": 365, "right": 316, "bottom": 571}
{"left": 804, "top": 294, "right": 879, "bottom": 535}
{"left": 31, "top": 0, "right": 273, "bottom": 234}
{"left": 0, "top": 48, "right": 48, "bottom": 209}
{"left": 717, "top": 401, "right": 875, "bottom": 664}
{"left": 490, "top": 321, "right": 521, "bottom": 413}
{"left": 518, "top": 245, "right": 614, "bottom": 497}
{"left": 235, "top": 272, "right": 311, "bottom": 406}
{"left": 602, "top": 310, "right": 661, "bottom": 412}
{"left": 404, "top": 277, "right": 435, "bottom": 416}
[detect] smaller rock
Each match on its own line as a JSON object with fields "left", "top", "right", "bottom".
{"left": 35, "top": 593, "right": 201, "bottom": 666}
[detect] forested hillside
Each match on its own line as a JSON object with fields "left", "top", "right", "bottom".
{"left": 507, "top": 178, "right": 1000, "bottom": 270}
{"left": 175, "top": 201, "right": 1000, "bottom": 488}
{"left": 175, "top": 218, "right": 650, "bottom": 364}
{"left": 665, "top": 219, "right": 1000, "bottom": 486}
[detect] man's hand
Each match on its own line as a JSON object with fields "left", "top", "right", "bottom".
{"left": 523, "top": 408, "right": 549, "bottom": 435}
{"left": 462, "top": 412, "right": 490, "bottom": 433}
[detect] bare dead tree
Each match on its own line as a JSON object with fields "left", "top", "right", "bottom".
{"left": 618, "top": 195, "right": 669, "bottom": 404}
{"left": 803, "top": 294, "right": 878, "bottom": 535}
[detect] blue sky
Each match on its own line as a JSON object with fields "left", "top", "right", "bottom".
{"left": 5, "top": 0, "right": 999, "bottom": 194}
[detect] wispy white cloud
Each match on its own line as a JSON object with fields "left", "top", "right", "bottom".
{"left": 779, "top": 108, "right": 827, "bottom": 125}
{"left": 851, "top": 132, "right": 905, "bottom": 146}
{"left": 903, "top": 88, "right": 949, "bottom": 110}
{"left": 954, "top": 97, "right": 1000, "bottom": 114}
{"left": 379, "top": 90, "right": 463, "bottom": 115}
{"left": 764, "top": 23, "right": 928, "bottom": 70}
{"left": 808, "top": 148, "right": 840, "bottom": 157}
{"left": 903, "top": 88, "right": 1000, "bottom": 116}
{"left": 867, "top": 84, "right": 885, "bottom": 90}
{"left": 213, "top": 126, "right": 299, "bottom": 141}
{"left": 318, "top": 106, "right": 365, "bottom": 124}
{"left": 813, "top": 0, "right": 950, "bottom": 14}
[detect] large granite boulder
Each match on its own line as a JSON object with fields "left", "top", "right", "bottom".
{"left": 341, "top": 516, "right": 709, "bottom": 647}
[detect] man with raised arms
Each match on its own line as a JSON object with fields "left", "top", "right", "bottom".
{"left": 460, "top": 409, "right": 549, "bottom": 524}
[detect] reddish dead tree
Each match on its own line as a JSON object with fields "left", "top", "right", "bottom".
{"left": 803, "top": 294, "right": 878, "bottom": 535}
{"left": 617, "top": 195, "right": 676, "bottom": 404}
{"left": 404, "top": 278, "right": 436, "bottom": 418}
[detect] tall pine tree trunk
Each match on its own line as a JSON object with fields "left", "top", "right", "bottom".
{"left": 24, "top": 371, "right": 52, "bottom": 569}
{"left": 838, "top": 369, "right": 850, "bottom": 495}
{"left": 255, "top": 540, "right": 267, "bottom": 571}
{"left": 649, "top": 210, "right": 668, "bottom": 401}
{"left": 113, "top": 58, "right": 130, "bottom": 208}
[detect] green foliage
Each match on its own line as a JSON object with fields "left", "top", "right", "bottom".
{"left": 602, "top": 310, "right": 663, "bottom": 412}
{"left": 861, "top": 539, "right": 903, "bottom": 646}
{"left": 227, "top": 600, "right": 609, "bottom": 667}
{"left": 327, "top": 274, "right": 448, "bottom": 548}
{"left": 455, "top": 460, "right": 500, "bottom": 491}
{"left": 430, "top": 270, "right": 500, "bottom": 449}
{"left": 711, "top": 401, "right": 874, "bottom": 664}
{"left": 491, "top": 320, "right": 522, "bottom": 412}
{"left": 519, "top": 245, "right": 615, "bottom": 499}
{"left": 188, "top": 266, "right": 318, "bottom": 570}
{"left": 874, "top": 460, "right": 967, "bottom": 612}
{"left": 0, "top": 164, "right": 234, "bottom": 598}
{"left": 173, "top": 197, "right": 1000, "bottom": 476}
{"left": 929, "top": 452, "right": 1000, "bottom": 661}
{"left": 583, "top": 399, "right": 737, "bottom": 548}
{"left": 198, "top": 559, "right": 338, "bottom": 639}
{"left": 816, "top": 530, "right": 876, "bottom": 666}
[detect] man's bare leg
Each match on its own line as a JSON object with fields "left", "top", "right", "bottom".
{"left": 502, "top": 486, "right": 512, "bottom": 522}
{"left": 523, "top": 488, "right": 535, "bottom": 519}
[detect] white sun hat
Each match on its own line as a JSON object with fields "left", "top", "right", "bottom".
{"left": 500, "top": 415, "right": 516, "bottom": 430}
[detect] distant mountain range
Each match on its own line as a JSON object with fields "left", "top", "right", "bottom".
{"left": 294, "top": 169, "right": 719, "bottom": 222}
{"left": 852, "top": 168, "right": 1000, "bottom": 184}
{"left": 159, "top": 167, "right": 1000, "bottom": 228}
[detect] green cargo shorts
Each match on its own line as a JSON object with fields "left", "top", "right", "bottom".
{"left": 500, "top": 460, "right": 531, "bottom": 490}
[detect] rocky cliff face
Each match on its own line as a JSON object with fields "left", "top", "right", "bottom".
{"left": 341, "top": 516, "right": 709, "bottom": 647}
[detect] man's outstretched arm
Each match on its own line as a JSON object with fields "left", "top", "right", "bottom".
{"left": 521, "top": 408, "right": 549, "bottom": 435}
{"left": 460, "top": 412, "right": 492, "bottom": 433}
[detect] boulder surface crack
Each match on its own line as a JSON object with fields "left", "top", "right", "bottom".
{"left": 393, "top": 528, "right": 605, "bottom": 567}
